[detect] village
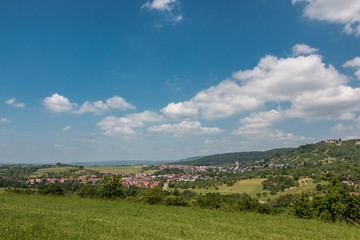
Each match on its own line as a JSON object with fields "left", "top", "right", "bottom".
{"left": 25, "top": 161, "right": 295, "bottom": 189}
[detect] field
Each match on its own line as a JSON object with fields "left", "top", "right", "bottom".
{"left": 1, "top": 193, "right": 359, "bottom": 240}
{"left": 30, "top": 166, "right": 81, "bottom": 177}
{"left": 86, "top": 165, "right": 157, "bottom": 175}
{"left": 177, "top": 178, "right": 327, "bottom": 200}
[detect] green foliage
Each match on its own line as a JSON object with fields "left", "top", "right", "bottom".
{"left": 100, "top": 175, "right": 125, "bottom": 198}
{"left": 262, "top": 175, "right": 296, "bottom": 192}
{"left": 293, "top": 178, "right": 360, "bottom": 224}
{"left": 172, "top": 148, "right": 293, "bottom": 166}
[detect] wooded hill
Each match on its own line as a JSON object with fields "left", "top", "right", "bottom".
{"left": 271, "top": 139, "right": 360, "bottom": 166}
{"left": 172, "top": 148, "right": 293, "bottom": 166}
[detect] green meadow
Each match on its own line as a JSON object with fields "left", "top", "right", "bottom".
{"left": 1, "top": 193, "right": 359, "bottom": 240}
{"left": 174, "top": 178, "right": 327, "bottom": 200}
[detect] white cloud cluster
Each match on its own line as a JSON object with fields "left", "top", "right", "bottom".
{"left": 0, "top": 117, "right": 11, "bottom": 123}
{"left": 163, "top": 47, "right": 352, "bottom": 122}
{"left": 142, "top": 0, "right": 183, "bottom": 24}
{"left": 292, "top": 43, "right": 319, "bottom": 56}
{"left": 5, "top": 98, "right": 25, "bottom": 108}
{"left": 292, "top": 0, "right": 360, "bottom": 36}
{"left": 343, "top": 57, "right": 360, "bottom": 79}
{"left": 148, "top": 120, "right": 224, "bottom": 137}
{"left": 97, "top": 111, "right": 163, "bottom": 136}
{"left": 43, "top": 94, "right": 135, "bottom": 114}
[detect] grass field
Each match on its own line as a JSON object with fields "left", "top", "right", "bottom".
{"left": 30, "top": 166, "right": 80, "bottom": 177}
{"left": 176, "top": 178, "right": 328, "bottom": 200}
{"left": 1, "top": 193, "right": 359, "bottom": 239}
{"left": 86, "top": 165, "right": 157, "bottom": 175}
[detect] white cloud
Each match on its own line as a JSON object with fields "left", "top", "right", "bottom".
{"left": 161, "top": 101, "right": 198, "bottom": 118}
{"left": 343, "top": 57, "right": 360, "bottom": 80}
{"left": 43, "top": 94, "right": 135, "bottom": 114}
{"left": 142, "top": 0, "right": 183, "bottom": 24}
{"left": 292, "top": 43, "right": 319, "bottom": 56}
{"left": 239, "top": 109, "right": 284, "bottom": 128}
{"left": 164, "top": 45, "right": 353, "bottom": 122}
{"left": 97, "top": 111, "right": 163, "bottom": 136}
{"left": 62, "top": 125, "right": 72, "bottom": 132}
{"left": 337, "top": 112, "right": 356, "bottom": 121}
{"left": 331, "top": 123, "right": 355, "bottom": 132}
{"left": 148, "top": 120, "right": 224, "bottom": 137}
{"left": 0, "top": 118, "right": 11, "bottom": 123}
{"left": 43, "top": 94, "right": 75, "bottom": 113}
{"left": 162, "top": 80, "right": 263, "bottom": 120}
{"left": 286, "top": 86, "right": 360, "bottom": 120}
{"left": 5, "top": 98, "right": 25, "bottom": 108}
{"left": 292, "top": 0, "right": 360, "bottom": 36}
{"left": 75, "top": 96, "right": 135, "bottom": 114}
{"left": 142, "top": 0, "right": 177, "bottom": 11}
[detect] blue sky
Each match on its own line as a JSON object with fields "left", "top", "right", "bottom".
{"left": 1, "top": 0, "right": 360, "bottom": 163}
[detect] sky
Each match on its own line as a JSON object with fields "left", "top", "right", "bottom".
{"left": 1, "top": 0, "right": 360, "bottom": 163}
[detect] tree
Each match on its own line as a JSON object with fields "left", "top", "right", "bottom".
{"left": 100, "top": 175, "right": 125, "bottom": 198}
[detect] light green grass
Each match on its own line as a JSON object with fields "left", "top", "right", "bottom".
{"left": 1, "top": 193, "right": 359, "bottom": 239}
{"left": 86, "top": 165, "right": 157, "bottom": 175}
{"left": 190, "top": 178, "right": 266, "bottom": 197}
{"left": 30, "top": 167, "right": 80, "bottom": 177}
{"left": 178, "top": 178, "right": 328, "bottom": 200}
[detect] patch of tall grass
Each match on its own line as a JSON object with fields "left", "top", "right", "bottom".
{"left": 1, "top": 193, "right": 359, "bottom": 239}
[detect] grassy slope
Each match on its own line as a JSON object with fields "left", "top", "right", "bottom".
{"left": 1, "top": 194, "right": 360, "bottom": 240}
{"left": 174, "top": 178, "right": 327, "bottom": 200}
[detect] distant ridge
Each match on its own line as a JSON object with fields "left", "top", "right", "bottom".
{"left": 171, "top": 148, "right": 293, "bottom": 166}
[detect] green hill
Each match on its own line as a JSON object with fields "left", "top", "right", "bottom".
{"left": 268, "top": 139, "right": 360, "bottom": 182}
{"left": 1, "top": 193, "right": 359, "bottom": 240}
{"left": 272, "top": 139, "right": 360, "bottom": 166}
{"left": 172, "top": 148, "right": 293, "bottom": 166}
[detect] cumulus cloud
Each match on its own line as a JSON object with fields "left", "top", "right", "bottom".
{"left": 163, "top": 45, "right": 354, "bottom": 122}
{"left": 5, "top": 98, "right": 25, "bottom": 108}
{"left": 292, "top": 43, "right": 319, "bottom": 56}
{"left": 162, "top": 80, "right": 263, "bottom": 120}
{"left": 75, "top": 96, "right": 135, "bottom": 114}
{"left": 43, "top": 94, "right": 135, "bottom": 114}
{"left": 343, "top": 57, "right": 360, "bottom": 80}
{"left": 0, "top": 118, "right": 11, "bottom": 123}
{"left": 43, "top": 94, "right": 75, "bottom": 113}
{"left": 148, "top": 120, "right": 224, "bottom": 137}
{"left": 292, "top": 0, "right": 360, "bottom": 36}
{"left": 238, "top": 109, "right": 284, "bottom": 128}
{"left": 232, "top": 109, "right": 307, "bottom": 142}
{"left": 142, "top": 0, "right": 183, "bottom": 24}
{"left": 62, "top": 125, "right": 72, "bottom": 132}
{"left": 97, "top": 111, "right": 163, "bottom": 136}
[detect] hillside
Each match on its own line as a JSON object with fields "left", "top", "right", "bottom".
{"left": 172, "top": 148, "right": 293, "bottom": 166}
{"left": 1, "top": 193, "right": 359, "bottom": 240}
{"left": 272, "top": 139, "right": 360, "bottom": 166}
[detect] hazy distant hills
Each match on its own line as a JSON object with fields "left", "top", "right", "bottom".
{"left": 170, "top": 148, "right": 293, "bottom": 166}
